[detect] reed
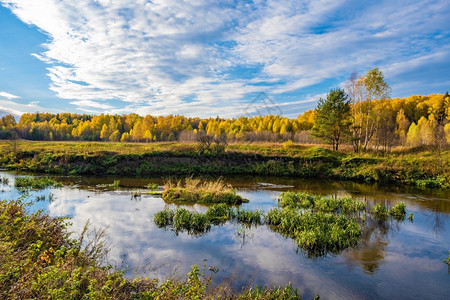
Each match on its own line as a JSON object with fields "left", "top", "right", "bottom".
{"left": 371, "top": 204, "right": 389, "bottom": 220}
{"left": 162, "top": 178, "right": 249, "bottom": 205}
{"left": 14, "top": 176, "right": 62, "bottom": 191}
{"left": 389, "top": 202, "right": 406, "bottom": 221}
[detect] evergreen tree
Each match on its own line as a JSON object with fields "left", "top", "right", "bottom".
{"left": 312, "top": 88, "right": 351, "bottom": 151}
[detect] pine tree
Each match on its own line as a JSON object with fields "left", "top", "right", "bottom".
{"left": 312, "top": 88, "right": 351, "bottom": 151}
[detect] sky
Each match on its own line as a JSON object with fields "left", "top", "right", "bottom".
{"left": 0, "top": 0, "right": 449, "bottom": 119}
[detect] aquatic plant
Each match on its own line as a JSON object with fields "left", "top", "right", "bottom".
{"left": 172, "top": 208, "right": 211, "bottom": 235}
{"left": 278, "top": 192, "right": 317, "bottom": 210}
{"left": 109, "top": 180, "right": 120, "bottom": 188}
{"left": 205, "top": 203, "right": 233, "bottom": 224}
{"left": 0, "top": 176, "right": 9, "bottom": 185}
{"left": 278, "top": 192, "right": 365, "bottom": 214}
{"left": 444, "top": 251, "right": 450, "bottom": 264}
{"left": 154, "top": 204, "right": 264, "bottom": 235}
{"left": 14, "top": 176, "right": 62, "bottom": 191}
{"left": 408, "top": 212, "right": 414, "bottom": 222}
{"left": 162, "top": 178, "right": 249, "bottom": 205}
{"left": 389, "top": 202, "right": 406, "bottom": 221}
{"left": 35, "top": 195, "right": 46, "bottom": 202}
{"left": 154, "top": 209, "right": 176, "bottom": 227}
{"left": 233, "top": 208, "right": 264, "bottom": 225}
{"left": 371, "top": 203, "right": 389, "bottom": 220}
{"left": 266, "top": 208, "right": 361, "bottom": 257}
{"left": 146, "top": 182, "right": 159, "bottom": 190}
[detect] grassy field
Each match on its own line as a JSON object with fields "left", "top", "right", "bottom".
{"left": 0, "top": 140, "right": 449, "bottom": 188}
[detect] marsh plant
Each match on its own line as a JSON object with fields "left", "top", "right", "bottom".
{"left": 444, "top": 251, "right": 450, "bottom": 265}
{"left": 266, "top": 208, "right": 361, "bottom": 257}
{"left": 145, "top": 182, "right": 159, "bottom": 190}
{"left": 14, "top": 176, "right": 62, "bottom": 191}
{"left": 389, "top": 202, "right": 406, "bottom": 221}
{"left": 0, "top": 176, "right": 9, "bottom": 185}
{"left": 155, "top": 192, "right": 410, "bottom": 257}
{"left": 371, "top": 204, "right": 389, "bottom": 220}
{"left": 154, "top": 204, "right": 263, "bottom": 235}
{"left": 278, "top": 192, "right": 366, "bottom": 214}
{"left": 162, "top": 178, "right": 249, "bottom": 205}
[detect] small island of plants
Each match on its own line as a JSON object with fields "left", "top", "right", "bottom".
{"left": 162, "top": 178, "right": 249, "bottom": 205}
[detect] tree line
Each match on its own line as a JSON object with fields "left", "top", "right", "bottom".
{"left": 312, "top": 68, "right": 449, "bottom": 152}
{"left": 1, "top": 68, "right": 449, "bottom": 152}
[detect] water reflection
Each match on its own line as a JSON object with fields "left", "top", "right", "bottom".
{"left": 1, "top": 171, "right": 449, "bottom": 299}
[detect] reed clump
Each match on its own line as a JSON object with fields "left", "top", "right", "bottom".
{"left": 162, "top": 178, "right": 249, "bottom": 205}
{"left": 14, "top": 176, "right": 62, "bottom": 191}
{"left": 278, "top": 192, "right": 366, "bottom": 214}
{"left": 389, "top": 202, "right": 406, "bottom": 221}
{"left": 371, "top": 203, "right": 389, "bottom": 220}
{"left": 266, "top": 208, "right": 361, "bottom": 257}
{"left": 154, "top": 204, "right": 263, "bottom": 235}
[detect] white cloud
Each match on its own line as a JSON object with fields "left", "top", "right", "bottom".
{"left": 0, "top": 99, "right": 48, "bottom": 116}
{"left": 0, "top": 91, "right": 20, "bottom": 99}
{"left": 1, "top": 0, "right": 449, "bottom": 117}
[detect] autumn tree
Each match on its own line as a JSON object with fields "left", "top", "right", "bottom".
{"left": 312, "top": 88, "right": 351, "bottom": 151}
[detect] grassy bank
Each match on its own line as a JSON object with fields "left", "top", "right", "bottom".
{"left": 0, "top": 199, "right": 303, "bottom": 299}
{"left": 1, "top": 141, "right": 449, "bottom": 188}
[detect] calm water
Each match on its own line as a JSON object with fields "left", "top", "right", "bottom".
{"left": 1, "top": 171, "right": 449, "bottom": 299}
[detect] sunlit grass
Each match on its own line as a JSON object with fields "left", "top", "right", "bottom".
{"left": 162, "top": 178, "right": 249, "bottom": 205}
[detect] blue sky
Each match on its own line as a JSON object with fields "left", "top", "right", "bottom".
{"left": 0, "top": 0, "right": 449, "bottom": 118}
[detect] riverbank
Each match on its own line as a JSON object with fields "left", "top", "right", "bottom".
{"left": 0, "top": 141, "right": 448, "bottom": 188}
{"left": 0, "top": 199, "right": 303, "bottom": 299}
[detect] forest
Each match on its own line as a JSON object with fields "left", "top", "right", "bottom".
{"left": 0, "top": 69, "right": 449, "bottom": 153}
{"left": 0, "top": 93, "right": 448, "bottom": 150}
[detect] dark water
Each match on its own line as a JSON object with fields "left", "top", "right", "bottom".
{"left": 1, "top": 171, "right": 449, "bottom": 299}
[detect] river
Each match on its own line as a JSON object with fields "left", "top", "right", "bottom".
{"left": 1, "top": 171, "right": 449, "bottom": 299}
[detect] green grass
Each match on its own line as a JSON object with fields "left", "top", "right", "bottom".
{"left": 0, "top": 199, "right": 303, "bottom": 299}
{"left": 145, "top": 182, "right": 159, "bottom": 190}
{"left": 1, "top": 141, "right": 448, "bottom": 188}
{"left": 444, "top": 251, "right": 450, "bottom": 265}
{"left": 14, "top": 176, "right": 62, "bottom": 191}
{"left": 162, "top": 178, "right": 249, "bottom": 205}
{"left": 0, "top": 176, "right": 9, "bottom": 185}
{"left": 155, "top": 192, "right": 410, "bottom": 256}
{"left": 278, "top": 192, "right": 366, "bottom": 214}
{"left": 154, "top": 204, "right": 264, "bottom": 235}
{"left": 266, "top": 208, "right": 361, "bottom": 257}
{"left": 389, "top": 202, "right": 407, "bottom": 221}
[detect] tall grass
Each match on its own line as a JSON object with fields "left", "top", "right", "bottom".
{"left": 154, "top": 204, "right": 263, "bottom": 235}
{"left": 162, "top": 178, "right": 249, "bottom": 205}
{"left": 14, "top": 176, "right": 62, "bottom": 191}
{"left": 278, "top": 192, "right": 366, "bottom": 214}
{"left": 155, "top": 192, "right": 409, "bottom": 257}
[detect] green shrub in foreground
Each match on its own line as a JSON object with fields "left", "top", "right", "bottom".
{"left": 0, "top": 200, "right": 303, "bottom": 299}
